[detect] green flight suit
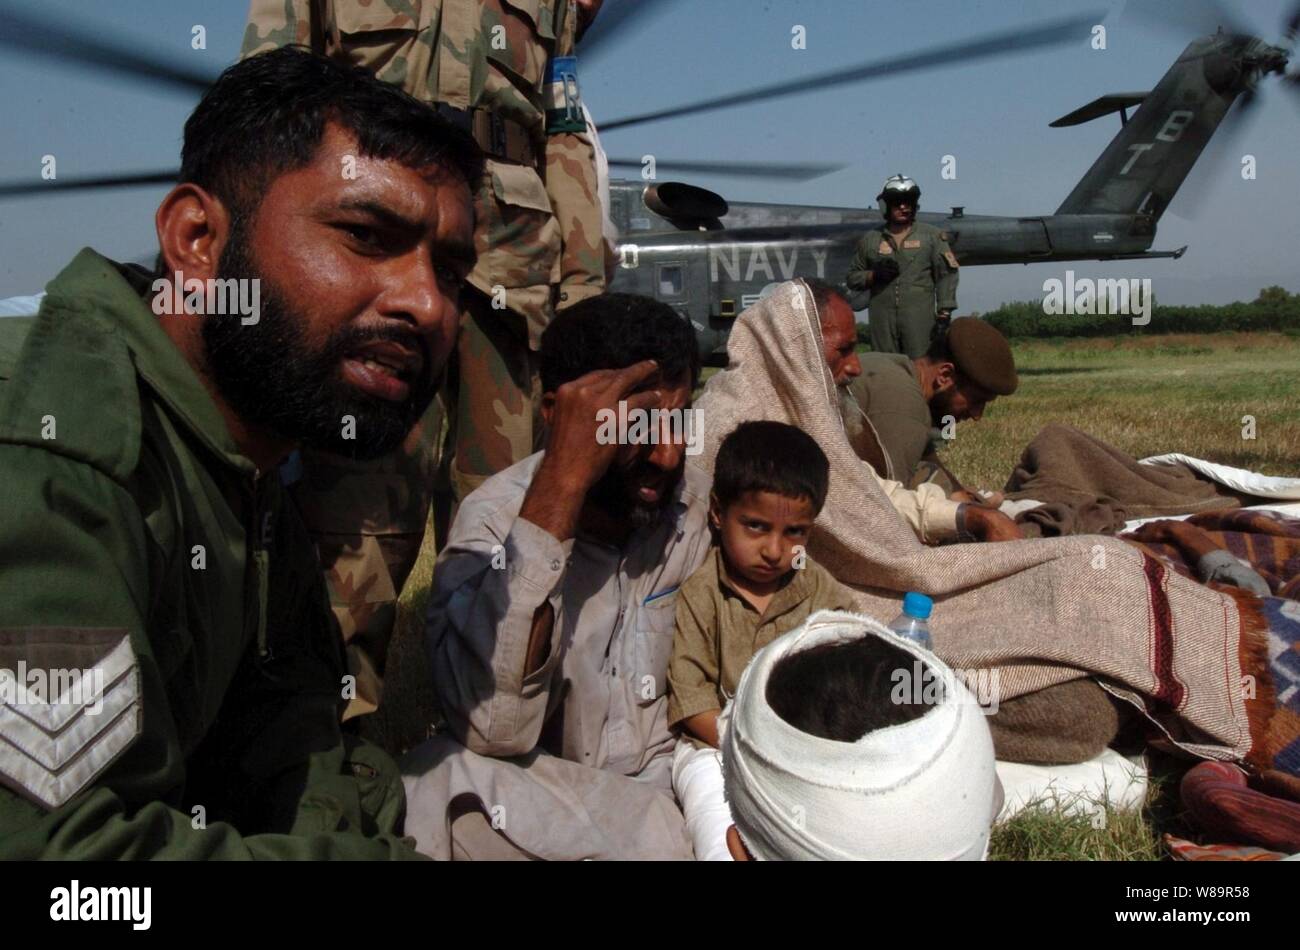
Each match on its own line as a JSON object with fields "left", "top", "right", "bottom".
{"left": 845, "top": 220, "right": 959, "bottom": 358}
{"left": 0, "top": 250, "right": 421, "bottom": 859}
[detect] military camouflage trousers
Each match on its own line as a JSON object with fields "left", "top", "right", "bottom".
{"left": 446, "top": 288, "right": 542, "bottom": 503}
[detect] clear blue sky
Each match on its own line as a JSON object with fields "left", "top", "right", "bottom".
{"left": 2, "top": 0, "right": 1298, "bottom": 310}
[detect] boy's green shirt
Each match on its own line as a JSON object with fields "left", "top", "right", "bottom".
{"left": 666, "top": 546, "right": 859, "bottom": 734}
{"left": 0, "top": 249, "right": 419, "bottom": 859}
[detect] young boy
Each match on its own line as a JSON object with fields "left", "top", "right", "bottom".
{"left": 667, "top": 420, "right": 861, "bottom": 859}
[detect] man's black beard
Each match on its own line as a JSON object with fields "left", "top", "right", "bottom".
{"left": 586, "top": 459, "right": 683, "bottom": 532}
{"left": 929, "top": 387, "right": 956, "bottom": 427}
{"left": 201, "top": 220, "right": 436, "bottom": 461}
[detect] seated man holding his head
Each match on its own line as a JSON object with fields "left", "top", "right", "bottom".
{"left": 720, "top": 610, "right": 1003, "bottom": 861}
{"left": 401, "top": 293, "right": 713, "bottom": 860}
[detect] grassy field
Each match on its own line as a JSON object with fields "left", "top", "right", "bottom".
{"left": 369, "top": 331, "right": 1300, "bottom": 860}
{"left": 944, "top": 331, "right": 1300, "bottom": 490}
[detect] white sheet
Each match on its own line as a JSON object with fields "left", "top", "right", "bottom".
{"left": 1121, "top": 501, "right": 1300, "bottom": 533}
{"left": 995, "top": 749, "right": 1149, "bottom": 824}
{"left": 1139, "top": 454, "right": 1300, "bottom": 500}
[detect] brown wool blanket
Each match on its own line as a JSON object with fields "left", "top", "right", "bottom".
{"left": 691, "top": 282, "right": 1266, "bottom": 765}
{"left": 1004, "top": 423, "right": 1239, "bottom": 537}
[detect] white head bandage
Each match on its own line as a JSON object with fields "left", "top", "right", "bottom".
{"left": 720, "top": 609, "right": 998, "bottom": 861}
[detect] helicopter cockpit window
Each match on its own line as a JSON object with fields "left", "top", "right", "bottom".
{"left": 657, "top": 263, "right": 685, "bottom": 298}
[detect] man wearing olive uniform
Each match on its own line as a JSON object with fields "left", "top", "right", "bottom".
{"left": 0, "top": 48, "right": 481, "bottom": 859}
{"left": 844, "top": 317, "right": 1019, "bottom": 493}
{"left": 846, "top": 174, "right": 959, "bottom": 359}
{"left": 242, "top": 0, "right": 607, "bottom": 718}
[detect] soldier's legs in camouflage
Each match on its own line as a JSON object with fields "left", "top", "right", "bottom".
{"left": 899, "top": 308, "right": 937, "bottom": 359}
{"left": 292, "top": 391, "right": 444, "bottom": 720}
{"left": 450, "top": 289, "right": 539, "bottom": 503}
{"left": 869, "top": 307, "right": 900, "bottom": 354}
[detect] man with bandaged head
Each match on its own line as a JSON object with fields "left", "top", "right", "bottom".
{"left": 720, "top": 610, "right": 1002, "bottom": 860}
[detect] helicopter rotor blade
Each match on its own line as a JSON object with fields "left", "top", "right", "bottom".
{"left": 606, "top": 157, "right": 844, "bottom": 181}
{"left": 0, "top": 5, "right": 214, "bottom": 94}
{"left": 599, "top": 12, "right": 1104, "bottom": 132}
{"left": 0, "top": 170, "right": 179, "bottom": 199}
{"left": 1122, "top": 0, "right": 1253, "bottom": 41}
{"left": 1166, "top": 89, "right": 1259, "bottom": 220}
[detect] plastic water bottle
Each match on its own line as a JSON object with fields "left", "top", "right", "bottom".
{"left": 887, "top": 592, "right": 933, "bottom": 650}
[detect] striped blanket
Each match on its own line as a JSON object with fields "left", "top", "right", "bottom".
{"left": 1128, "top": 508, "right": 1300, "bottom": 601}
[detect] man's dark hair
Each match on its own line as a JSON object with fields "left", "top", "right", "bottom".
{"left": 712, "top": 421, "right": 830, "bottom": 514}
{"left": 802, "top": 278, "right": 849, "bottom": 320}
{"left": 180, "top": 46, "right": 484, "bottom": 224}
{"left": 539, "top": 293, "right": 701, "bottom": 393}
{"left": 923, "top": 326, "right": 955, "bottom": 364}
{"left": 766, "top": 637, "right": 939, "bottom": 741}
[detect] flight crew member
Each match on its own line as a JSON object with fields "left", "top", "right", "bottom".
{"left": 0, "top": 49, "right": 481, "bottom": 858}
{"left": 846, "top": 174, "right": 959, "bottom": 359}
{"left": 844, "top": 317, "right": 1019, "bottom": 494}
{"left": 242, "top": 0, "right": 608, "bottom": 718}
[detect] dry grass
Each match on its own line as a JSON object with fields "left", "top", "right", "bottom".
{"left": 943, "top": 332, "right": 1300, "bottom": 489}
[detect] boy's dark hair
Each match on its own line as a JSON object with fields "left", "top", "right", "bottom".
{"left": 765, "top": 636, "right": 939, "bottom": 741}
{"left": 712, "top": 421, "right": 830, "bottom": 514}
{"left": 180, "top": 46, "right": 484, "bottom": 226}
{"left": 539, "top": 293, "right": 701, "bottom": 393}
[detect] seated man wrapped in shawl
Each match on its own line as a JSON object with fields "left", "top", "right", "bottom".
{"left": 692, "top": 279, "right": 1297, "bottom": 781}
{"left": 798, "top": 279, "right": 1021, "bottom": 545}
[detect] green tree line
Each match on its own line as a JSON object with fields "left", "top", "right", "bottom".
{"left": 980, "top": 285, "right": 1300, "bottom": 339}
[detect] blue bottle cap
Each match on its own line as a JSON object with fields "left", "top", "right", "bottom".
{"left": 902, "top": 592, "right": 932, "bottom": 620}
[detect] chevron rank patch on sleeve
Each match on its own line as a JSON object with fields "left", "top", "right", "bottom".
{"left": 0, "top": 628, "right": 141, "bottom": 811}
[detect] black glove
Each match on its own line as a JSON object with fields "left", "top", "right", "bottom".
{"left": 870, "top": 258, "right": 900, "bottom": 287}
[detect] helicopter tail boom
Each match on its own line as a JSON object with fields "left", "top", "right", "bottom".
{"left": 1053, "top": 35, "right": 1261, "bottom": 221}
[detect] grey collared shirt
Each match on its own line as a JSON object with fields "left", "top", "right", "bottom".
{"left": 426, "top": 452, "right": 713, "bottom": 777}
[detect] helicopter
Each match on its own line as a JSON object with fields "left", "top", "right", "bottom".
{"left": 2, "top": 2, "right": 1298, "bottom": 365}
{"left": 601, "top": 19, "right": 1299, "bottom": 360}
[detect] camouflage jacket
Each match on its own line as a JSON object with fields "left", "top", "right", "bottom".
{"left": 242, "top": 0, "right": 606, "bottom": 343}
{"left": 845, "top": 220, "right": 959, "bottom": 318}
